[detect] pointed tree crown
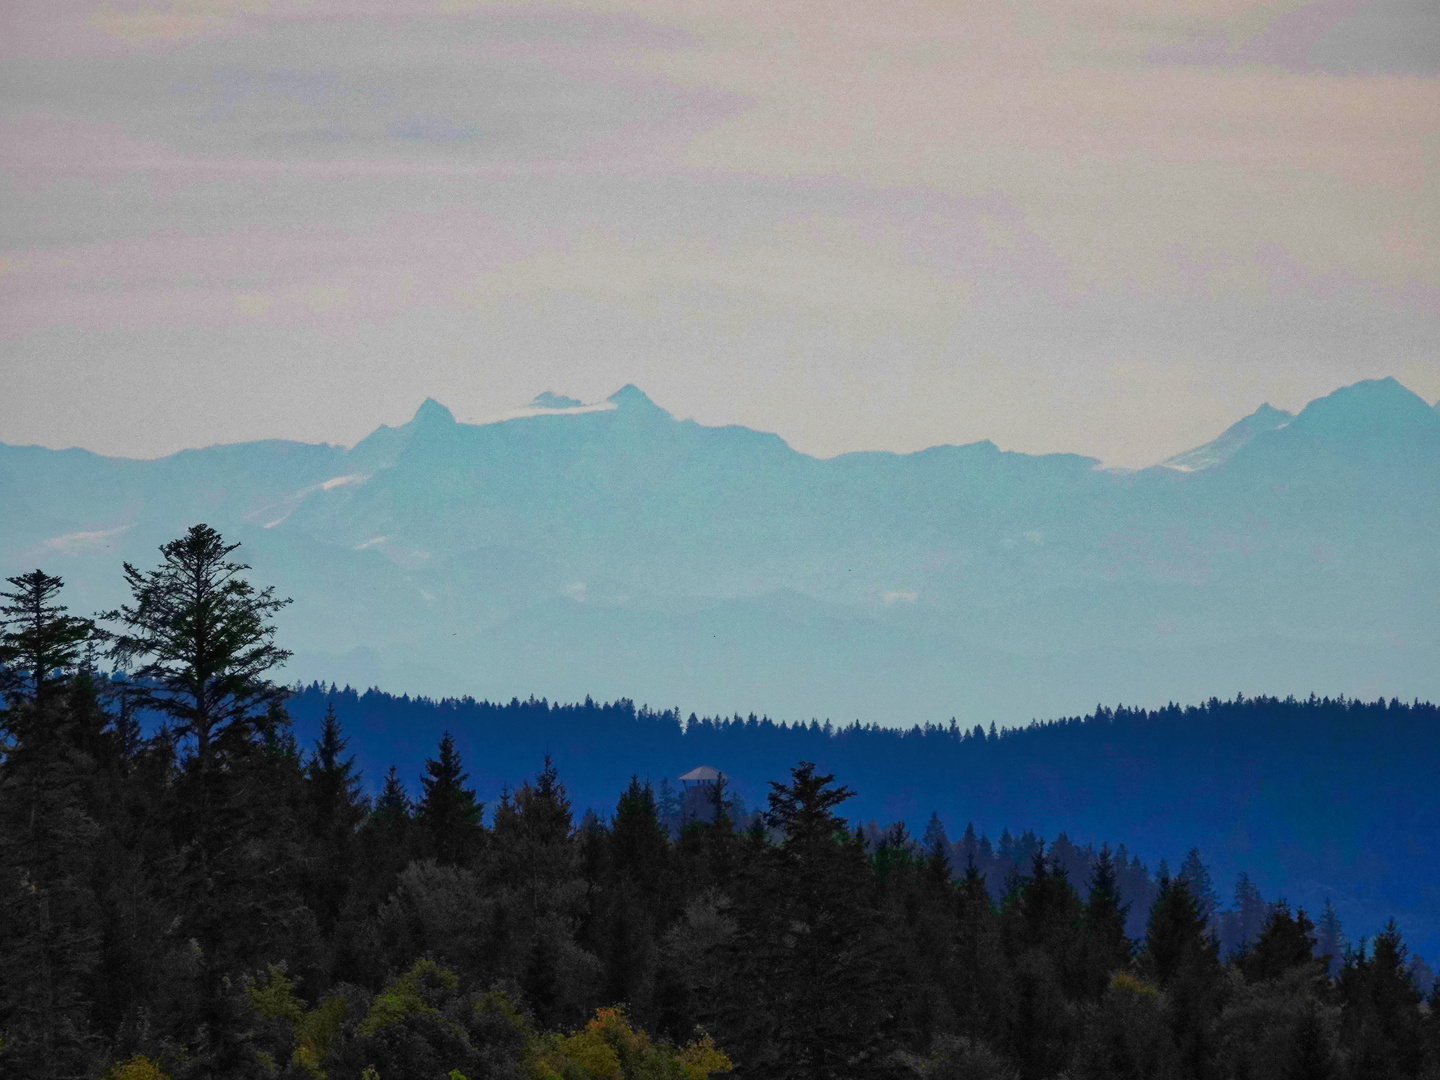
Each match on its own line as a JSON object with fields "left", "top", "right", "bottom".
{"left": 765, "top": 761, "right": 855, "bottom": 850}
{"left": 107, "top": 524, "right": 291, "bottom": 759}
{"left": 306, "top": 701, "right": 364, "bottom": 828}
{"left": 0, "top": 570, "right": 100, "bottom": 707}
{"left": 417, "top": 732, "right": 483, "bottom": 864}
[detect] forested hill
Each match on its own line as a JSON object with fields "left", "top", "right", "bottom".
{"left": 287, "top": 685, "right": 1440, "bottom": 956}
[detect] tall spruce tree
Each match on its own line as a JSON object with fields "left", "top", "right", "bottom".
{"left": 951, "top": 859, "right": 1009, "bottom": 1045}
{"left": 1177, "top": 848, "right": 1218, "bottom": 930}
{"left": 1144, "top": 870, "right": 1216, "bottom": 987}
{"left": 610, "top": 775, "right": 670, "bottom": 887}
{"left": 304, "top": 702, "right": 365, "bottom": 932}
{"left": 921, "top": 812, "right": 952, "bottom": 886}
{"left": 354, "top": 764, "right": 414, "bottom": 913}
{"left": 1146, "top": 870, "right": 1224, "bottom": 1080}
{"left": 594, "top": 777, "right": 672, "bottom": 1025}
{"left": 108, "top": 524, "right": 291, "bottom": 768}
{"left": 417, "top": 732, "right": 483, "bottom": 866}
{"left": 1082, "top": 844, "right": 1132, "bottom": 998}
{"left": 0, "top": 576, "right": 116, "bottom": 1077}
{"left": 0, "top": 570, "right": 100, "bottom": 710}
{"left": 105, "top": 525, "right": 298, "bottom": 1070}
{"left": 716, "top": 761, "right": 897, "bottom": 1080}
{"left": 307, "top": 701, "right": 364, "bottom": 830}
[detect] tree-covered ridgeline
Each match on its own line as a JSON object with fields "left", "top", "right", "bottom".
{"left": 2, "top": 527, "right": 1438, "bottom": 1079}
{"left": 278, "top": 678, "right": 1440, "bottom": 954}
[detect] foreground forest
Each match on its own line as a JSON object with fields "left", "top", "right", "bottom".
{"left": 2, "top": 526, "right": 1439, "bottom": 1080}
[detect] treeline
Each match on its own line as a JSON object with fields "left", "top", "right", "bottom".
{"left": 281, "top": 682, "right": 1440, "bottom": 953}
{"left": 2, "top": 526, "right": 1440, "bottom": 1079}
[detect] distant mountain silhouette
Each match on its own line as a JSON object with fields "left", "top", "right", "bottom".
{"left": 2, "top": 378, "right": 1437, "bottom": 721}
{"left": 1161, "top": 402, "right": 1291, "bottom": 472}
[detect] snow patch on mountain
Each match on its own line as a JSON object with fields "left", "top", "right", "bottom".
{"left": 1162, "top": 403, "right": 1293, "bottom": 472}
{"left": 479, "top": 394, "right": 619, "bottom": 426}
{"left": 320, "top": 473, "right": 367, "bottom": 491}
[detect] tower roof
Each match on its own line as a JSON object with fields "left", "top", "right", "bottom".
{"left": 678, "top": 765, "right": 725, "bottom": 782}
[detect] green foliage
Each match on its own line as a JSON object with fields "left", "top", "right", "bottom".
{"left": 532, "top": 1006, "right": 732, "bottom": 1080}
{"left": 242, "top": 964, "right": 351, "bottom": 1079}
{"left": 246, "top": 965, "right": 307, "bottom": 1026}
{"left": 1108, "top": 970, "right": 1158, "bottom": 998}
{"left": 105, "top": 1055, "right": 171, "bottom": 1080}
{"left": 358, "top": 958, "right": 460, "bottom": 1037}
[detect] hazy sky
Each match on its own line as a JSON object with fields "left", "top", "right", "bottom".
{"left": 3, "top": 0, "right": 1437, "bottom": 466}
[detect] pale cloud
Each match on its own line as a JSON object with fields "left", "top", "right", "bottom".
{"left": 41, "top": 525, "right": 133, "bottom": 553}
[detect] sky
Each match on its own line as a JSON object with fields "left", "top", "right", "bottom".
{"left": 2, "top": 0, "right": 1437, "bottom": 468}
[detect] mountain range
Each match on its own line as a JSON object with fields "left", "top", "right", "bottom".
{"left": 2, "top": 377, "right": 1438, "bottom": 724}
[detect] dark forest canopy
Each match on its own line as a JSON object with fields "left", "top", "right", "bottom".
{"left": 3, "top": 531, "right": 1440, "bottom": 1078}
{"left": 279, "top": 683, "right": 1440, "bottom": 960}
{"left": 4, "top": 676, "right": 1440, "bottom": 1079}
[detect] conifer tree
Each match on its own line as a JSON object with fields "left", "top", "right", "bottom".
{"left": 593, "top": 778, "right": 674, "bottom": 1027}
{"left": 307, "top": 701, "right": 364, "bottom": 831}
{"left": 1316, "top": 900, "right": 1346, "bottom": 978}
{"left": 107, "top": 524, "right": 291, "bottom": 768}
{"left": 375, "top": 763, "right": 412, "bottom": 823}
{"left": 872, "top": 820, "right": 917, "bottom": 892}
{"left": 417, "top": 732, "right": 483, "bottom": 866}
{"left": 354, "top": 764, "right": 414, "bottom": 916}
{"left": 0, "top": 569, "right": 100, "bottom": 709}
{"left": 491, "top": 758, "right": 590, "bottom": 1027}
{"left": 949, "top": 859, "right": 1009, "bottom": 1050}
{"left": 1011, "top": 848, "right": 1083, "bottom": 964}
{"left": 0, "top": 582, "right": 127, "bottom": 1070}
{"left": 1144, "top": 871, "right": 1216, "bottom": 988}
{"left": 105, "top": 525, "right": 297, "bottom": 1068}
{"left": 922, "top": 812, "right": 952, "bottom": 886}
{"left": 1001, "top": 851, "right": 1084, "bottom": 1076}
{"left": 1338, "top": 921, "right": 1424, "bottom": 1078}
{"left": 1082, "top": 844, "right": 1132, "bottom": 998}
{"left": 717, "top": 761, "right": 896, "bottom": 1079}
{"left": 1238, "top": 903, "right": 1317, "bottom": 984}
{"left": 610, "top": 775, "right": 669, "bottom": 885}
{"left": 1177, "top": 848, "right": 1218, "bottom": 929}
{"left": 304, "top": 701, "right": 365, "bottom": 931}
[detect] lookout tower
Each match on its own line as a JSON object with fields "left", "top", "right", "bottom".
{"left": 678, "top": 765, "right": 725, "bottom": 790}
{"left": 678, "top": 765, "right": 727, "bottom": 823}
